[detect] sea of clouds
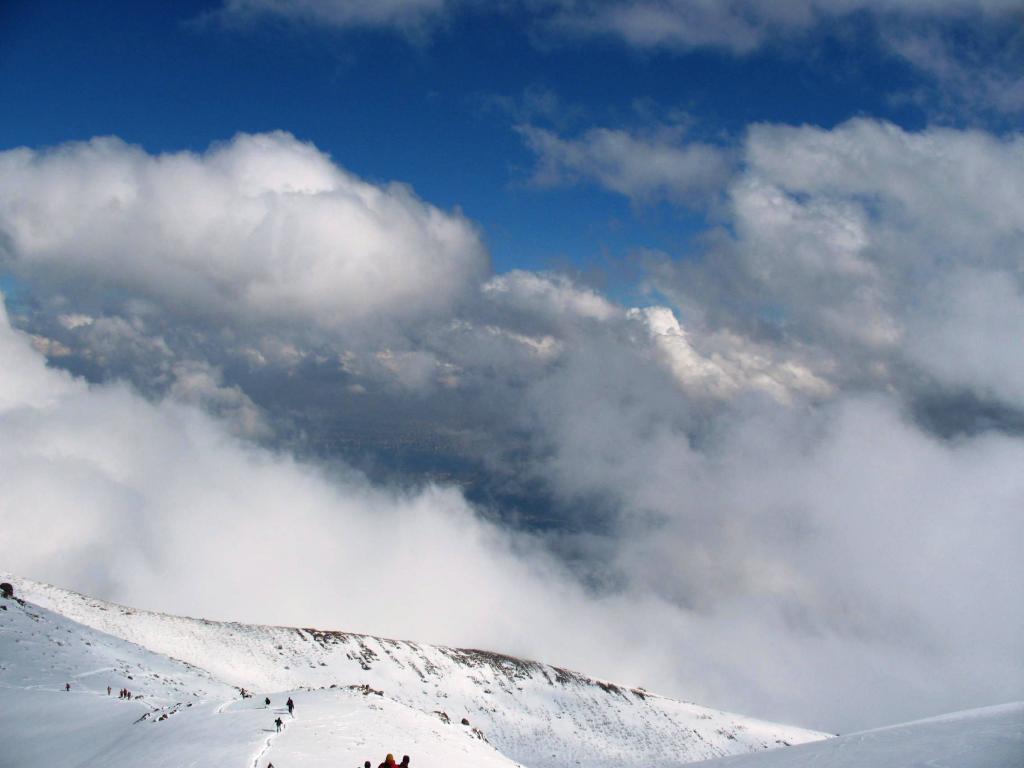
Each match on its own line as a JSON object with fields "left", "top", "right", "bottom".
{"left": 1, "top": 121, "right": 1022, "bottom": 732}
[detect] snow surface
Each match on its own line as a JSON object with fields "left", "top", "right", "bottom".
{"left": 2, "top": 576, "right": 827, "bottom": 767}
{"left": 0, "top": 594, "right": 517, "bottom": 768}
{"left": 688, "top": 703, "right": 1024, "bottom": 768}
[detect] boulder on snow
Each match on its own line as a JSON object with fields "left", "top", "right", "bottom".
{"left": 461, "top": 717, "right": 470, "bottom": 726}
{"left": 0, "top": 583, "right": 13, "bottom": 599}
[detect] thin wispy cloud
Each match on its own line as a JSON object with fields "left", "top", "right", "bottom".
{"left": 517, "top": 123, "right": 734, "bottom": 206}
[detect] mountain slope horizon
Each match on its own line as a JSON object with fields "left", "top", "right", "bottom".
{"left": 1, "top": 573, "right": 828, "bottom": 768}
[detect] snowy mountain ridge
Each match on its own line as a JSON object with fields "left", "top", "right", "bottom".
{"left": 0, "top": 592, "right": 522, "bottom": 768}
{"left": 1, "top": 575, "right": 827, "bottom": 767}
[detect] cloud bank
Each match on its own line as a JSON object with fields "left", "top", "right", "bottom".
{"left": 3, "top": 291, "right": 1021, "bottom": 733}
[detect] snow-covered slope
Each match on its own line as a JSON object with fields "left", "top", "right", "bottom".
{"left": 688, "top": 703, "right": 1024, "bottom": 768}
{"left": 3, "top": 576, "right": 827, "bottom": 767}
{"left": 0, "top": 593, "right": 521, "bottom": 768}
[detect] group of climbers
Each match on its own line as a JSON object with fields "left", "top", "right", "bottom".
{"left": 63, "top": 681, "right": 135, "bottom": 699}
{"left": 370, "top": 754, "right": 411, "bottom": 768}
{"left": 63, "top": 681, "right": 136, "bottom": 698}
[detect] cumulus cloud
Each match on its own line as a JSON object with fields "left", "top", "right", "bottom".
{"left": 629, "top": 306, "right": 832, "bottom": 402}
{"left": 518, "top": 123, "right": 733, "bottom": 206}
{"left": 0, "top": 132, "right": 487, "bottom": 334}
{"left": 484, "top": 270, "right": 620, "bottom": 323}
{"left": 654, "top": 118, "right": 1024, "bottom": 408}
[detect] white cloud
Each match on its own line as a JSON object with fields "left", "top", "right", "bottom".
{"left": 547, "top": 0, "right": 1022, "bottom": 54}
{"left": 212, "top": 0, "right": 1024, "bottom": 117}
{"left": 905, "top": 269, "right": 1024, "bottom": 408}
{"left": 630, "top": 306, "right": 832, "bottom": 401}
{"left": 0, "top": 292, "right": 604, "bottom": 666}
{"left": 518, "top": 124, "right": 732, "bottom": 205}
{"left": 57, "top": 314, "right": 94, "bottom": 330}
{"left": 886, "top": 28, "right": 1024, "bottom": 116}
{"left": 217, "top": 0, "right": 1022, "bottom": 49}
{"left": 2, "top": 291, "right": 1021, "bottom": 733}
{"left": 217, "top": 0, "right": 451, "bottom": 32}
{"left": 0, "top": 132, "right": 487, "bottom": 333}
{"left": 747, "top": 120, "right": 1024, "bottom": 393}
{"left": 169, "top": 360, "right": 270, "bottom": 439}
{"left": 483, "top": 270, "right": 620, "bottom": 322}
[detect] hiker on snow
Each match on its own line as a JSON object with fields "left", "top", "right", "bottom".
{"left": 400, "top": 756, "right": 410, "bottom": 767}
{"left": 65, "top": 683, "right": 71, "bottom": 692}
{"left": 275, "top": 717, "right": 284, "bottom": 732}
{"left": 378, "top": 753, "right": 397, "bottom": 768}
{"left": 286, "top": 697, "right": 294, "bottom": 716}
{"left": 107, "top": 686, "right": 111, "bottom": 696}
{"left": 265, "top": 696, "right": 271, "bottom": 707}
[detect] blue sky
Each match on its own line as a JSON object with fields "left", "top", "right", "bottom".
{"left": 0, "top": 0, "right": 955, "bottom": 281}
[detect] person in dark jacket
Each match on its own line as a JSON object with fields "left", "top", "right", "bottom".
{"left": 65, "top": 683, "right": 71, "bottom": 692}
{"left": 286, "top": 697, "right": 294, "bottom": 716}
{"left": 275, "top": 717, "right": 284, "bottom": 732}
{"left": 265, "top": 696, "right": 271, "bottom": 707}
{"left": 400, "top": 756, "right": 410, "bottom": 767}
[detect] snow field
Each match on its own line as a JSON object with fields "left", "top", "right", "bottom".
{"left": 6, "top": 575, "right": 827, "bottom": 768}
{"left": 3, "top": 580, "right": 1021, "bottom": 768}
{"left": 688, "top": 703, "right": 1024, "bottom": 768}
